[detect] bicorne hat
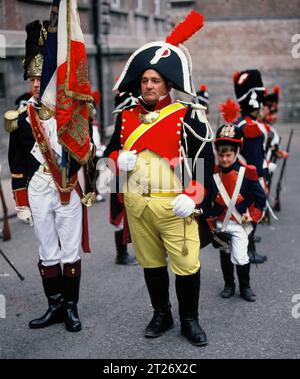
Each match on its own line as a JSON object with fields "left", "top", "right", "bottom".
{"left": 113, "top": 11, "right": 205, "bottom": 96}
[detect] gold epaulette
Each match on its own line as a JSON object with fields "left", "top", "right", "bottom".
{"left": 4, "top": 106, "right": 27, "bottom": 133}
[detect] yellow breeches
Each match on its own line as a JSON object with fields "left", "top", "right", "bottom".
{"left": 124, "top": 193, "right": 200, "bottom": 276}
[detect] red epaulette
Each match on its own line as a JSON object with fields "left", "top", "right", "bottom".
{"left": 241, "top": 162, "right": 259, "bottom": 181}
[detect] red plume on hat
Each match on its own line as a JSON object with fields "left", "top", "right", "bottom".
{"left": 165, "top": 11, "right": 204, "bottom": 46}
{"left": 200, "top": 84, "right": 207, "bottom": 91}
{"left": 219, "top": 99, "right": 241, "bottom": 124}
{"left": 273, "top": 85, "right": 280, "bottom": 94}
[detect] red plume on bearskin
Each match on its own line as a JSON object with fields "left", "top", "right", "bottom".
{"left": 165, "top": 11, "right": 204, "bottom": 46}
{"left": 220, "top": 99, "right": 241, "bottom": 124}
{"left": 200, "top": 84, "right": 207, "bottom": 91}
{"left": 232, "top": 71, "right": 240, "bottom": 82}
{"left": 273, "top": 85, "right": 280, "bottom": 94}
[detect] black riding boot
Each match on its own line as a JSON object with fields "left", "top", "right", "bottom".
{"left": 236, "top": 263, "right": 256, "bottom": 302}
{"left": 144, "top": 267, "right": 174, "bottom": 338}
{"left": 63, "top": 260, "right": 82, "bottom": 332}
{"left": 29, "top": 262, "right": 64, "bottom": 329}
{"left": 248, "top": 227, "right": 267, "bottom": 264}
{"left": 176, "top": 270, "right": 207, "bottom": 347}
{"left": 114, "top": 230, "right": 138, "bottom": 265}
{"left": 219, "top": 250, "right": 235, "bottom": 298}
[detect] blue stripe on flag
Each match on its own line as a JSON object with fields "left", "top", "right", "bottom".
{"left": 40, "top": 0, "right": 61, "bottom": 99}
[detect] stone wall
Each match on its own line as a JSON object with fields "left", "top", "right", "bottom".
{"left": 170, "top": 1, "right": 300, "bottom": 125}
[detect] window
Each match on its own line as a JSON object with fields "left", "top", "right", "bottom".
{"left": 154, "top": 0, "right": 161, "bottom": 16}
{"left": 0, "top": 73, "right": 5, "bottom": 98}
{"left": 111, "top": 0, "right": 120, "bottom": 8}
{"left": 136, "top": 0, "right": 143, "bottom": 12}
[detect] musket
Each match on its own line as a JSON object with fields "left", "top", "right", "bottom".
{"left": 268, "top": 135, "right": 282, "bottom": 192}
{"left": 0, "top": 180, "right": 11, "bottom": 241}
{"left": 273, "top": 128, "right": 294, "bottom": 212}
{"left": 0, "top": 249, "right": 24, "bottom": 281}
{"left": 263, "top": 135, "right": 282, "bottom": 224}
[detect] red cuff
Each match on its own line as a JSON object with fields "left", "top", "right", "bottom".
{"left": 249, "top": 205, "right": 263, "bottom": 223}
{"left": 13, "top": 188, "right": 29, "bottom": 207}
{"left": 183, "top": 180, "right": 206, "bottom": 205}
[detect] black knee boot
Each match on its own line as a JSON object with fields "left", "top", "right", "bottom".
{"left": 219, "top": 250, "right": 235, "bottom": 298}
{"left": 114, "top": 230, "right": 138, "bottom": 265}
{"left": 144, "top": 267, "right": 174, "bottom": 338}
{"left": 63, "top": 260, "right": 82, "bottom": 332}
{"left": 29, "top": 262, "right": 64, "bottom": 329}
{"left": 175, "top": 270, "right": 207, "bottom": 347}
{"left": 236, "top": 263, "right": 256, "bottom": 302}
{"left": 248, "top": 227, "right": 267, "bottom": 264}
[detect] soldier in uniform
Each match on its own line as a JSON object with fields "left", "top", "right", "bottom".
{"left": 107, "top": 90, "right": 139, "bottom": 265}
{"left": 260, "top": 86, "right": 289, "bottom": 168}
{"left": 5, "top": 20, "right": 94, "bottom": 332}
{"left": 233, "top": 70, "right": 269, "bottom": 264}
{"left": 207, "top": 123, "right": 266, "bottom": 302}
{"left": 105, "top": 12, "right": 215, "bottom": 346}
{"left": 193, "top": 84, "right": 210, "bottom": 116}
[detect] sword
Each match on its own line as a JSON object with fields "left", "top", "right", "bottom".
{"left": 0, "top": 249, "right": 25, "bottom": 281}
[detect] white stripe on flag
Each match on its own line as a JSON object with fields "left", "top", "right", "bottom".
{"left": 41, "top": 72, "right": 57, "bottom": 110}
{"left": 70, "top": 0, "right": 85, "bottom": 43}
{"left": 57, "top": 0, "right": 68, "bottom": 66}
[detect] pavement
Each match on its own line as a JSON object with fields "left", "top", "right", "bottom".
{"left": 0, "top": 123, "right": 299, "bottom": 359}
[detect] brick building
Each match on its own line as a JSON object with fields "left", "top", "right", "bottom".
{"left": 0, "top": 0, "right": 169, "bottom": 177}
{"left": 0, "top": 0, "right": 299, "bottom": 177}
{"left": 170, "top": 0, "right": 300, "bottom": 125}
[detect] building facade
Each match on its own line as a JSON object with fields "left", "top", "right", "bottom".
{"left": 0, "top": 0, "right": 169, "bottom": 177}
{"left": 169, "top": 0, "right": 300, "bottom": 125}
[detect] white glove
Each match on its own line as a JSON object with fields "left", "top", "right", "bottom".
{"left": 16, "top": 206, "right": 33, "bottom": 226}
{"left": 117, "top": 150, "right": 137, "bottom": 172}
{"left": 171, "top": 194, "right": 196, "bottom": 218}
{"left": 268, "top": 162, "right": 278, "bottom": 174}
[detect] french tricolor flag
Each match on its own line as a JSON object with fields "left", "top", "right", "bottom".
{"left": 40, "top": 0, "right": 92, "bottom": 164}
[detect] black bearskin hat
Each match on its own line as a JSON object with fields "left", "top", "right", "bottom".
{"left": 263, "top": 85, "right": 280, "bottom": 106}
{"left": 233, "top": 70, "right": 265, "bottom": 114}
{"left": 195, "top": 84, "right": 209, "bottom": 107}
{"left": 23, "top": 20, "right": 49, "bottom": 80}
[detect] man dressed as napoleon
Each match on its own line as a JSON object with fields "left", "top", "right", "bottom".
{"left": 105, "top": 12, "right": 215, "bottom": 347}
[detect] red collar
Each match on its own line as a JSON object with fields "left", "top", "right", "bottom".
{"left": 138, "top": 94, "right": 172, "bottom": 114}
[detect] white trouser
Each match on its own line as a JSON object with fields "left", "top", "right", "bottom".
{"left": 217, "top": 220, "right": 249, "bottom": 266}
{"left": 28, "top": 172, "right": 82, "bottom": 267}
